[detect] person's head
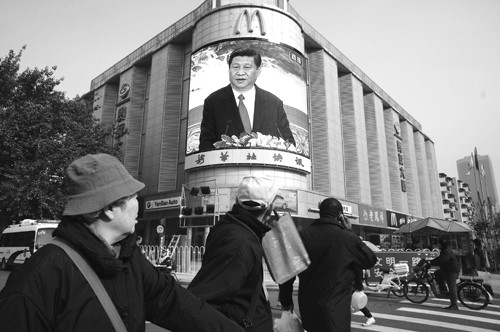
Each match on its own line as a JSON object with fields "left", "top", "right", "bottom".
{"left": 63, "top": 153, "right": 145, "bottom": 241}
{"left": 227, "top": 48, "right": 262, "bottom": 93}
{"left": 438, "top": 237, "right": 449, "bottom": 249}
{"left": 473, "top": 238, "right": 482, "bottom": 248}
{"left": 319, "top": 197, "right": 344, "bottom": 222}
{"left": 236, "top": 175, "right": 280, "bottom": 221}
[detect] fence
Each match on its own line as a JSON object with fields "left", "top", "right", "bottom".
{"left": 141, "top": 245, "right": 275, "bottom": 282}
{"left": 140, "top": 245, "right": 444, "bottom": 285}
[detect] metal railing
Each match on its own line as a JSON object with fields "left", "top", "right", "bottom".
{"left": 141, "top": 245, "right": 275, "bottom": 283}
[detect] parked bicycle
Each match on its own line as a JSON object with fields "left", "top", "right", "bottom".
{"left": 364, "top": 263, "right": 409, "bottom": 297}
{"left": 404, "top": 259, "right": 493, "bottom": 310}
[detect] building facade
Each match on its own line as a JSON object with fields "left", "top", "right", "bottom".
{"left": 89, "top": 0, "right": 443, "bottom": 247}
{"left": 439, "top": 173, "right": 473, "bottom": 223}
{"left": 457, "top": 154, "right": 499, "bottom": 220}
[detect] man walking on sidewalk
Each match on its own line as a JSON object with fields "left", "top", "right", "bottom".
{"left": 279, "top": 197, "right": 377, "bottom": 332}
{"left": 188, "top": 175, "right": 281, "bottom": 331}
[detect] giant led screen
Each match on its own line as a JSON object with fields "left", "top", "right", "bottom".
{"left": 186, "top": 40, "right": 309, "bottom": 164}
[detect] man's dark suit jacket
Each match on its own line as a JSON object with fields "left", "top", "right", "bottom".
{"left": 199, "top": 84, "right": 295, "bottom": 152}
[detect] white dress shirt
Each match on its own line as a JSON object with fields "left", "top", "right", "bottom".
{"left": 232, "top": 86, "right": 256, "bottom": 130}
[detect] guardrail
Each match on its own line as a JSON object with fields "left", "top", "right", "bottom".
{"left": 140, "top": 245, "right": 442, "bottom": 284}
{"left": 140, "top": 245, "right": 275, "bottom": 282}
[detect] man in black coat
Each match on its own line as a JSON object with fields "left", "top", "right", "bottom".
{"left": 188, "top": 176, "right": 281, "bottom": 331}
{"left": 198, "top": 48, "right": 295, "bottom": 151}
{"left": 279, "top": 198, "right": 377, "bottom": 332}
{"left": 0, "top": 153, "right": 243, "bottom": 332}
{"left": 429, "top": 238, "right": 460, "bottom": 310}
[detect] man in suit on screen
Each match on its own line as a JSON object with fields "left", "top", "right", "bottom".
{"left": 198, "top": 48, "right": 295, "bottom": 152}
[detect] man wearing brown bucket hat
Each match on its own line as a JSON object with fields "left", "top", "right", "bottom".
{"left": 0, "top": 153, "right": 243, "bottom": 332}
{"left": 188, "top": 175, "right": 281, "bottom": 331}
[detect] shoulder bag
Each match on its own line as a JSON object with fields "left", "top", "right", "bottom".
{"left": 51, "top": 238, "right": 127, "bottom": 332}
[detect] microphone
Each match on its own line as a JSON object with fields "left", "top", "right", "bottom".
{"left": 224, "top": 120, "right": 232, "bottom": 135}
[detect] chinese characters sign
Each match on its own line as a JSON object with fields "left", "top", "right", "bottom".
{"left": 364, "top": 251, "right": 438, "bottom": 283}
{"left": 394, "top": 122, "right": 406, "bottom": 192}
{"left": 359, "top": 204, "right": 386, "bottom": 227}
{"left": 185, "top": 148, "right": 311, "bottom": 173}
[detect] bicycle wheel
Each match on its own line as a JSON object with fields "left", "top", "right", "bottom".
{"left": 404, "top": 280, "right": 429, "bottom": 303}
{"left": 391, "top": 278, "right": 407, "bottom": 297}
{"left": 458, "top": 282, "right": 489, "bottom": 310}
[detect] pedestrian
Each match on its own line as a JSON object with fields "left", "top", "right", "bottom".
{"left": 473, "top": 238, "right": 489, "bottom": 271}
{"left": 279, "top": 197, "right": 377, "bottom": 332}
{"left": 353, "top": 268, "right": 376, "bottom": 326}
{"left": 0, "top": 153, "right": 243, "bottom": 332}
{"left": 407, "top": 237, "right": 422, "bottom": 251}
{"left": 353, "top": 237, "right": 376, "bottom": 327}
{"left": 430, "top": 238, "right": 460, "bottom": 310}
{"left": 188, "top": 175, "right": 280, "bottom": 331}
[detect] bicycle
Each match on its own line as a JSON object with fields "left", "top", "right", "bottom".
{"left": 404, "top": 260, "right": 493, "bottom": 310}
{"left": 364, "top": 263, "right": 409, "bottom": 297}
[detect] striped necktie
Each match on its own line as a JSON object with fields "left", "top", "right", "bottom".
{"left": 238, "top": 94, "right": 252, "bottom": 134}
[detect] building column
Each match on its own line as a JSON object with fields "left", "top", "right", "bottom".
{"left": 142, "top": 44, "right": 185, "bottom": 194}
{"left": 384, "top": 109, "right": 404, "bottom": 212}
{"left": 309, "top": 50, "right": 345, "bottom": 198}
{"left": 339, "top": 74, "right": 371, "bottom": 204}
{"left": 401, "top": 120, "right": 421, "bottom": 217}
{"left": 414, "top": 131, "right": 432, "bottom": 217}
{"left": 425, "top": 140, "right": 444, "bottom": 218}
{"left": 364, "top": 93, "right": 391, "bottom": 209}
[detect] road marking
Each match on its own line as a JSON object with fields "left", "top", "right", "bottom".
{"left": 351, "top": 320, "right": 417, "bottom": 332}
{"left": 397, "top": 307, "right": 500, "bottom": 325}
{"left": 399, "top": 300, "right": 500, "bottom": 314}
{"left": 353, "top": 311, "right": 498, "bottom": 332}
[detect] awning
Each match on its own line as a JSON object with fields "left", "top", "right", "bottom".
{"left": 394, "top": 217, "right": 471, "bottom": 234}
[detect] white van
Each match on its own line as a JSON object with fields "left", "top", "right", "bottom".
{"left": 0, "top": 219, "right": 59, "bottom": 270}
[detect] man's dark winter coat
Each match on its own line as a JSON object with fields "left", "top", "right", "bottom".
{"left": 188, "top": 204, "right": 273, "bottom": 332}
{"left": 280, "top": 217, "right": 377, "bottom": 332}
{"left": 199, "top": 84, "right": 295, "bottom": 151}
{"left": 0, "top": 218, "right": 243, "bottom": 332}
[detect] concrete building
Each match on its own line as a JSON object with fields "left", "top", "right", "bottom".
{"left": 457, "top": 153, "right": 499, "bottom": 219}
{"left": 439, "top": 173, "right": 473, "bottom": 224}
{"left": 454, "top": 179, "right": 474, "bottom": 224}
{"left": 89, "top": 0, "right": 443, "bottom": 248}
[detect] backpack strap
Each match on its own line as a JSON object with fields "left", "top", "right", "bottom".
{"left": 50, "top": 238, "right": 127, "bottom": 332}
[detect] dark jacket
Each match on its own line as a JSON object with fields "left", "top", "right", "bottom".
{"left": 0, "top": 218, "right": 243, "bottom": 332}
{"left": 474, "top": 246, "right": 488, "bottom": 270}
{"left": 431, "top": 245, "right": 459, "bottom": 274}
{"left": 188, "top": 204, "right": 273, "bottom": 332}
{"left": 199, "top": 84, "right": 295, "bottom": 151}
{"left": 279, "top": 218, "right": 377, "bottom": 332}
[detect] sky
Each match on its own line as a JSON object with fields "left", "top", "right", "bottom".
{"left": 1, "top": 0, "right": 499, "bottom": 196}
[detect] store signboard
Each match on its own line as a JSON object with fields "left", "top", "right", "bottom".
{"left": 145, "top": 197, "right": 181, "bottom": 211}
{"left": 386, "top": 210, "right": 408, "bottom": 228}
{"left": 358, "top": 204, "right": 386, "bottom": 227}
{"left": 364, "top": 251, "right": 438, "bottom": 283}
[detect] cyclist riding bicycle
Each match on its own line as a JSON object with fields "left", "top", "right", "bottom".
{"left": 416, "top": 238, "right": 459, "bottom": 310}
